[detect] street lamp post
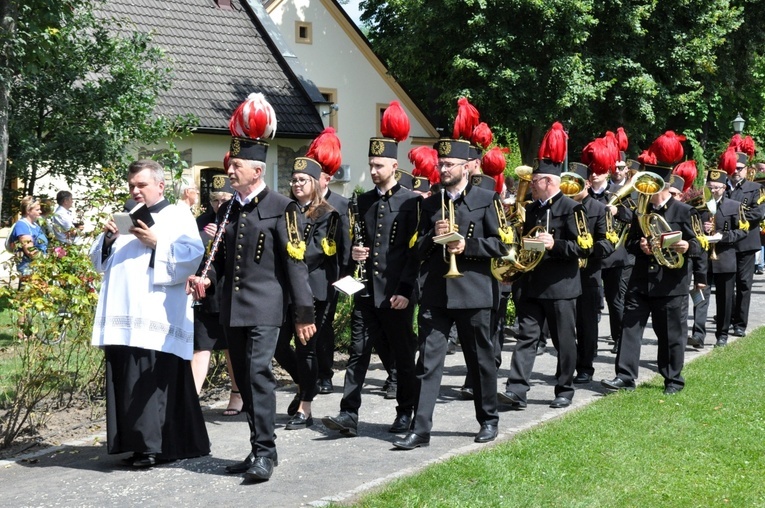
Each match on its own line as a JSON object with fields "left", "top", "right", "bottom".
{"left": 733, "top": 113, "right": 746, "bottom": 134}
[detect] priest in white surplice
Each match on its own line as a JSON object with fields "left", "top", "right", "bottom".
{"left": 90, "top": 159, "right": 209, "bottom": 468}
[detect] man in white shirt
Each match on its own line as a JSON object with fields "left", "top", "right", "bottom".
{"left": 52, "top": 190, "right": 82, "bottom": 244}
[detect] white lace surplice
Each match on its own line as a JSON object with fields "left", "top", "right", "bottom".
{"left": 90, "top": 203, "right": 204, "bottom": 360}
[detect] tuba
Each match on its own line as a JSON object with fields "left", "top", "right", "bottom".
{"left": 634, "top": 171, "right": 684, "bottom": 269}
{"left": 490, "top": 166, "right": 546, "bottom": 282}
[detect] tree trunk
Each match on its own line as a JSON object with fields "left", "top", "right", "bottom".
{"left": 0, "top": 0, "right": 18, "bottom": 222}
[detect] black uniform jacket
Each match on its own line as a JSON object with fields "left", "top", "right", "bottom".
{"left": 727, "top": 179, "right": 764, "bottom": 253}
{"left": 516, "top": 191, "right": 591, "bottom": 300}
{"left": 209, "top": 187, "right": 314, "bottom": 327}
{"left": 301, "top": 203, "right": 340, "bottom": 302}
{"left": 588, "top": 184, "right": 633, "bottom": 269}
{"left": 416, "top": 184, "right": 507, "bottom": 309}
{"left": 324, "top": 188, "right": 351, "bottom": 278}
{"left": 353, "top": 184, "right": 420, "bottom": 308}
{"left": 625, "top": 196, "right": 702, "bottom": 297}
{"left": 711, "top": 197, "right": 748, "bottom": 274}
{"left": 580, "top": 195, "right": 615, "bottom": 287}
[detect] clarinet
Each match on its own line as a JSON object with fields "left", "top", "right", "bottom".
{"left": 349, "top": 195, "right": 369, "bottom": 297}
{"left": 193, "top": 198, "right": 235, "bottom": 303}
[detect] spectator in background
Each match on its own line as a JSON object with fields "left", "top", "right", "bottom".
{"left": 177, "top": 182, "right": 199, "bottom": 211}
{"left": 9, "top": 196, "right": 49, "bottom": 277}
{"left": 52, "top": 190, "right": 83, "bottom": 244}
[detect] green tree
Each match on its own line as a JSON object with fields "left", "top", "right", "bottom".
{"left": 361, "top": 0, "right": 761, "bottom": 165}
{"left": 1, "top": 0, "right": 195, "bottom": 220}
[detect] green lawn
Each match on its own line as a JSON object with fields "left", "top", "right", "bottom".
{"left": 353, "top": 330, "right": 765, "bottom": 507}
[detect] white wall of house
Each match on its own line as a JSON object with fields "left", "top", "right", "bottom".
{"left": 266, "top": 0, "right": 439, "bottom": 195}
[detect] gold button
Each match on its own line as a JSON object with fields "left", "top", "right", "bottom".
{"left": 236, "top": 255, "right": 241, "bottom": 260}
{"left": 237, "top": 244, "right": 242, "bottom": 250}
{"left": 374, "top": 270, "right": 379, "bottom": 275}
{"left": 235, "top": 276, "right": 240, "bottom": 281}
{"left": 242, "top": 213, "right": 247, "bottom": 218}
{"left": 239, "top": 234, "right": 243, "bottom": 238}
{"left": 374, "top": 261, "right": 379, "bottom": 266}
{"left": 374, "top": 252, "right": 379, "bottom": 256}
{"left": 235, "top": 265, "right": 240, "bottom": 270}
{"left": 234, "top": 287, "right": 240, "bottom": 291}
{"left": 375, "top": 242, "right": 381, "bottom": 247}
{"left": 379, "top": 214, "right": 384, "bottom": 218}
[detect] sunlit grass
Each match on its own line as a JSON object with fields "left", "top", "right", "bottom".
{"left": 353, "top": 330, "right": 765, "bottom": 507}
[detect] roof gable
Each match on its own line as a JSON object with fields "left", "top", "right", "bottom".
{"left": 100, "top": 0, "right": 324, "bottom": 137}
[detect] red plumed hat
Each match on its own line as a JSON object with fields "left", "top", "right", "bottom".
{"left": 616, "top": 127, "right": 629, "bottom": 152}
{"left": 648, "top": 131, "right": 686, "bottom": 166}
{"left": 537, "top": 122, "right": 568, "bottom": 164}
{"left": 229, "top": 92, "right": 277, "bottom": 140}
{"left": 581, "top": 138, "right": 615, "bottom": 175}
{"left": 408, "top": 146, "right": 439, "bottom": 184}
{"left": 453, "top": 97, "right": 480, "bottom": 140}
{"left": 728, "top": 133, "right": 742, "bottom": 150}
{"left": 673, "top": 160, "right": 697, "bottom": 192}
{"left": 306, "top": 127, "right": 342, "bottom": 176}
{"left": 481, "top": 146, "right": 507, "bottom": 177}
{"left": 740, "top": 135, "right": 756, "bottom": 159}
{"left": 637, "top": 149, "right": 657, "bottom": 166}
{"left": 719, "top": 146, "right": 738, "bottom": 176}
{"left": 380, "top": 101, "right": 410, "bottom": 142}
{"left": 223, "top": 151, "right": 230, "bottom": 170}
{"left": 471, "top": 122, "right": 493, "bottom": 150}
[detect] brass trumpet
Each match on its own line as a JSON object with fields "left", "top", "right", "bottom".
{"left": 441, "top": 189, "right": 463, "bottom": 279}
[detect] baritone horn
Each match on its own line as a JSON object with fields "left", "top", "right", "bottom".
{"left": 634, "top": 170, "right": 684, "bottom": 269}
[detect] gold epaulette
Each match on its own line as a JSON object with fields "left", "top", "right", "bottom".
{"left": 322, "top": 237, "right": 337, "bottom": 256}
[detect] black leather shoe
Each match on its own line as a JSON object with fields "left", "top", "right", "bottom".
{"left": 610, "top": 342, "right": 620, "bottom": 355}
{"left": 497, "top": 390, "right": 527, "bottom": 409}
{"left": 663, "top": 385, "right": 683, "bottom": 395}
{"left": 392, "top": 432, "right": 430, "bottom": 450}
{"left": 474, "top": 424, "right": 498, "bottom": 443}
{"left": 285, "top": 411, "right": 313, "bottom": 430}
{"left": 573, "top": 372, "right": 592, "bottom": 384}
{"left": 388, "top": 412, "right": 412, "bottom": 433}
{"left": 446, "top": 340, "right": 457, "bottom": 355}
{"left": 715, "top": 338, "right": 728, "bottom": 348}
{"left": 601, "top": 377, "right": 636, "bottom": 391}
{"left": 550, "top": 396, "right": 572, "bottom": 409}
{"left": 317, "top": 378, "right": 333, "bottom": 394}
{"left": 732, "top": 327, "right": 746, "bottom": 337}
{"left": 460, "top": 386, "right": 474, "bottom": 400}
{"left": 287, "top": 392, "right": 301, "bottom": 416}
{"left": 226, "top": 452, "right": 278, "bottom": 474}
{"left": 131, "top": 453, "right": 156, "bottom": 468}
{"left": 385, "top": 383, "right": 397, "bottom": 399}
{"left": 536, "top": 344, "right": 546, "bottom": 356}
{"left": 687, "top": 336, "right": 704, "bottom": 349}
{"left": 321, "top": 412, "right": 358, "bottom": 437}
{"left": 244, "top": 456, "right": 275, "bottom": 482}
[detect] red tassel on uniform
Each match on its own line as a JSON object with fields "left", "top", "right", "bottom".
{"left": 306, "top": 127, "right": 342, "bottom": 176}
{"left": 673, "top": 160, "right": 697, "bottom": 192}
{"left": 380, "top": 101, "right": 410, "bottom": 142}
{"left": 538, "top": 122, "right": 568, "bottom": 163}
{"left": 453, "top": 97, "right": 480, "bottom": 140}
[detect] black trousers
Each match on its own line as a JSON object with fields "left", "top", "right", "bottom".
{"left": 732, "top": 250, "right": 756, "bottom": 330}
{"left": 602, "top": 264, "right": 632, "bottom": 344}
{"left": 413, "top": 306, "right": 498, "bottom": 436}
{"left": 462, "top": 290, "right": 508, "bottom": 390}
{"left": 506, "top": 297, "right": 577, "bottom": 402}
{"left": 274, "top": 301, "right": 330, "bottom": 402}
{"left": 714, "top": 272, "right": 736, "bottom": 340}
{"left": 575, "top": 285, "right": 601, "bottom": 376}
{"left": 339, "top": 296, "right": 416, "bottom": 416}
{"left": 691, "top": 284, "right": 711, "bottom": 341}
{"left": 615, "top": 290, "right": 686, "bottom": 390}
{"left": 316, "top": 295, "right": 339, "bottom": 381}
{"left": 226, "top": 325, "right": 280, "bottom": 460}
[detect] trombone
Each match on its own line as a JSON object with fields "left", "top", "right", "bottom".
{"left": 441, "top": 189, "right": 463, "bottom": 278}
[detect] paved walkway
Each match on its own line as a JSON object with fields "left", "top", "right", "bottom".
{"left": 2, "top": 276, "right": 764, "bottom": 507}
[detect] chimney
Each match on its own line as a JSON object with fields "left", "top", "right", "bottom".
{"left": 216, "top": 0, "right": 232, "bottom": 10}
